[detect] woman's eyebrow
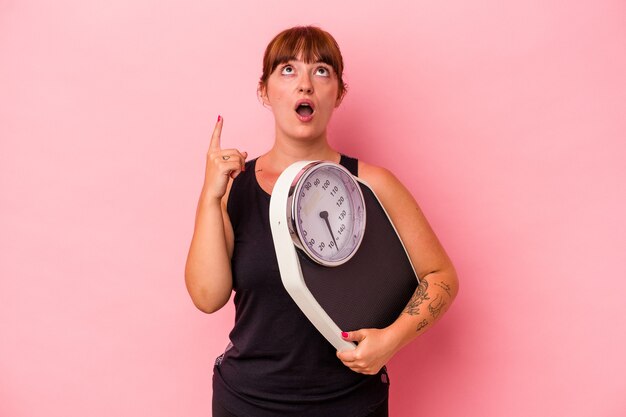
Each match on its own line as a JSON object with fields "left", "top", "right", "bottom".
{"left": 279, "top": 57, "right": 330, "bottom": 63}
{"left": 277, "top": 58, "right": 333, "bottom": 68}
{"left": 278, "top": 56, "right": 298, "bottom": 63}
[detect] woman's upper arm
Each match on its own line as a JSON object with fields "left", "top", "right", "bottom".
{"left": 358, "top": 161, "right": 455, "bottom": 281}
{"left": 221, "top": 180, "right": 235, "bottom": 259}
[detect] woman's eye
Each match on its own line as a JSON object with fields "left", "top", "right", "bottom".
{"left": 281, "top": 65, "right": 294, "bottom": 75}
{"left": 315, "top": 67, "right": 330, "bottom": 77}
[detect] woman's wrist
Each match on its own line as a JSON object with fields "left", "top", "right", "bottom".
{"left": 383, "top": 320, "right": 413, "bottom": 356}
{"left": 385, "top": 310, "right": 432, "bottom": 353}
{"left": 199, "top": 186, "right": 225, "bottom": 207}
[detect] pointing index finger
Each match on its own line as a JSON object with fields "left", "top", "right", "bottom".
{"left": 209, "top": 115, "right": 223, "bottom": 150}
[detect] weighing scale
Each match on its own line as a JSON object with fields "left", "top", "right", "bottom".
{"left": 269, "top": 161, "right": 419, "bottom": 351}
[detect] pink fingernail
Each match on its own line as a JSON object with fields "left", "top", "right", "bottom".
{"left": 341, "top": 332, "right": 349, "bottom": 338}
{"left": 217, "top": 115, "right": 221, "bottom": 122}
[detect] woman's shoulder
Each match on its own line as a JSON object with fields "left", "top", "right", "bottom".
{"left": 357, "top": 160, "right": 402, "bottom": 195}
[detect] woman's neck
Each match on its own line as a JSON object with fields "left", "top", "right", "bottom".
{"left": 260, "top": 135, "right": 340, "bottom": 173}
{"left": 254, "top": 134, "right": 340, "bottom": 195}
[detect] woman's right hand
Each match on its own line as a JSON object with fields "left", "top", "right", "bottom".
{"left": 202, "top": 116, "right": 247, "bottom": 200}
{"left": 185, "top": 116, "right": 240, "bottom": 313}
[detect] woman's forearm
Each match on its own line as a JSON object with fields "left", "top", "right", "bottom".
{"left": 387, "top": 268, "right": 459, "bottom": 352}
{"left": 184, "top": 191, "right": 233, "bottom": 313}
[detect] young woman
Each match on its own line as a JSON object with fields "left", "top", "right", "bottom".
{"left": 185, "top": 26, "right": 458, "bottom": 417}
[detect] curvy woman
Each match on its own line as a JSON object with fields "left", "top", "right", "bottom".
{"left": 185, "top": 26, "right": 459, "bottom": 417}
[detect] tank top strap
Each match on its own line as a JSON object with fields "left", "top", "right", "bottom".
{"left": 339, "top": 154, "right": 358, "bottom": 176}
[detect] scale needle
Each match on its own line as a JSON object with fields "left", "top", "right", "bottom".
{"left": 319, "top": 211, "right": 339, "bottom": 252}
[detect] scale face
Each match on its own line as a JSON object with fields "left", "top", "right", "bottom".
{"left": 287, "top": 162, "right": 366, "bottom": 267}
{"left": 269, "top": 160, "right": 419, "bottom": 352}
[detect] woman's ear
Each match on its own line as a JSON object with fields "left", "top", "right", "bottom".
{"left": 335, "top": 92, "right": 345, "bottom": 108}
{"left": 335, "top": 84, "right": 347, "bottom": 108}
{"left": 258, "top": 85, "right": 271, "bottom": 108}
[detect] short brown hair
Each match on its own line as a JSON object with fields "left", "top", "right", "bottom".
{"left": 259, "top": 26, "right": 347, "bottom": 100}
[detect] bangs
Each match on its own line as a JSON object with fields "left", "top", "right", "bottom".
{"left": 260, "top": 26, "right": 347, "bottom": 99}
{"left": 269, "top": 29, "right": 342, "bottom": 71}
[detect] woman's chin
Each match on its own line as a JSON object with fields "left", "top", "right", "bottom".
{"left": 277, "top": 124, "right": 327, "bottom": 142}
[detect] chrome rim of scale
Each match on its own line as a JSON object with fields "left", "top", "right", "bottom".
{"left": 287, "top": 161, "right": 366, "bottom": 267}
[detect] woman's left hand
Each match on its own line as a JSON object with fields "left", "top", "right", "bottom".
{"left": 336, "top": 328, "right": 399, "bottom": 375}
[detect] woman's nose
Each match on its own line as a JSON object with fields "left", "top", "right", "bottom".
{"left": 298, "top": 74, "right": 313, "bottom": 94}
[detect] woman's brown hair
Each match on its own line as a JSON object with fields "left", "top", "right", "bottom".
{"left": 259, "top": 26, "right": 347, "bottom": 100}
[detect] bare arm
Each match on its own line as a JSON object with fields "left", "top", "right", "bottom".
{"left": 184, "top": 117, "right": 247, "bottom": 313}
{"left": 337, "top": 162, "right": 459, "bottom": 374}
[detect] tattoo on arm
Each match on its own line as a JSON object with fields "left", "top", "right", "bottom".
{"left": 403, "top": 279, "right": 429, "bottom": 316}
{"left": 416, "top": 319, "right": 429, "bottom": 332}
{"left": 428, "top": 294, "right": 447, "bottom": 318}
{"left": 433, "top": 281, "right": 452, "bottom": 297}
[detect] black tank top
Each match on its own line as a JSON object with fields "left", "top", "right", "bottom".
{"left": 213, "top": 155, "right": 389, "bottom": 417}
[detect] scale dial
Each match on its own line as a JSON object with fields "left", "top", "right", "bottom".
{"left": 287, "top": 161, "right": 366, "bottom": 267}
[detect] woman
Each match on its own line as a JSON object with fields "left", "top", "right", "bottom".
{"left": 185, "top": 26, "right": 458, "bottom": 417}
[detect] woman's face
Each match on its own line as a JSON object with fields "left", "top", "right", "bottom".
{"left": 261, "top": 57, "right": 342, "bottom": 143}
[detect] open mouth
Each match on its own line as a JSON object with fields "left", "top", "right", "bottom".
{"left": 295, "top": 101, "right": 315, "bottom": 119}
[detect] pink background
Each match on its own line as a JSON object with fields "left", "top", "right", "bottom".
{"left": 2, "top": 1, "right": 625, "bottom": 416}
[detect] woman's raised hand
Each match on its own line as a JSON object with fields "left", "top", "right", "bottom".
{"left": 203, "top": 116, "right": 247, "bottom": 200}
